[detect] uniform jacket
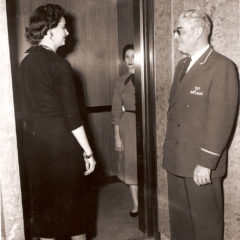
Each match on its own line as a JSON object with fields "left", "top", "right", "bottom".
{"left": 163, "top": 47, "right": 239, "bottom": 178}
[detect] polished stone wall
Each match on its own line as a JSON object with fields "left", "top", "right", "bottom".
{"left": 0, "top": 0, "right": 25, "bottom": 239}
{"left": 154, "top": 0, "right": 240, "bottom": 239}
{"left": 154, "top": 0, "right": 172, "bottom": 239}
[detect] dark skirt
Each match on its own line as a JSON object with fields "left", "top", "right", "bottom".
{"left": 23, "top": 115, "right": 87, "bottom": 238}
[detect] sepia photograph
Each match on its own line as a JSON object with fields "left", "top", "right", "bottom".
{"left": 0, "top": 0, "right": 239, "bottom": 240}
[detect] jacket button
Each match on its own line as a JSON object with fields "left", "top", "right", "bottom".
{"left": 185, "top": 104, "right": 190, "bottom": 108}
{"left": 176, "top": 123, "right": 181, "bottom": 126}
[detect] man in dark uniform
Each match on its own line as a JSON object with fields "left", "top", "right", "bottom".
{"left": 163, "top": 9, "right": 239, "bottom": 240}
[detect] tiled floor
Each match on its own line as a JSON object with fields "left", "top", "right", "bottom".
{"left": 91, "top": 181, "right": 146, "bottom": 240}
{"left": 33, "top": 180, "right": 151, "bottom": 240}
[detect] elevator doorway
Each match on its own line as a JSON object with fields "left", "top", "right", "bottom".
{"left": 6, "top": 0, "right": 158, "bottom": 239}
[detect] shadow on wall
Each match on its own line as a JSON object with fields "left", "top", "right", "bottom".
{"left": 225, "top": 63, "right": 240, "bottom": 179}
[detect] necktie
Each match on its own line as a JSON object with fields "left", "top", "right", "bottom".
{"left": 180, "top": 57, "right": 191, "bottom": 82}
{"left": 124, "top": 73, "right": 135, "bottom": 86}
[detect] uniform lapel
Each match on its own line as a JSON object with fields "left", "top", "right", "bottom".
{"left": 168, "top": 47, "right": 214, "bottom": 110}
{"left": 169, "top": 57, "right": 190, "bottom": 104}
{"left": 182, "top": 47, "right": 213, "bottom": 83}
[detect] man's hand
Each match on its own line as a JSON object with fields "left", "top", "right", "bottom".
{"left": 193, "top": 165, "right": 211, "bottom": 186}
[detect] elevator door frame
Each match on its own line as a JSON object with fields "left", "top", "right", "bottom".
{"left": 134, "top": 0, "right": 159, "bottom": 239}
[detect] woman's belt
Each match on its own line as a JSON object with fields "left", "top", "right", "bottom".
{"left": 125, "top": 109, "right": 136, "bottom": 114}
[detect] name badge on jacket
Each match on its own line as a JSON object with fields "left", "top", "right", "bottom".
{"left": 190, "top": 86, "right": 204, "bottom": 96}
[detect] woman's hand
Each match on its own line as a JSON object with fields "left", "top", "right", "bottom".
{"left": 115, "top": 137, "right": 124, "bottom": 152}
{"left": 84, "top": 157, "right": 96, "bottom": 176}
{"left": 72, "top": 126, "right": 96, "bottom": 176}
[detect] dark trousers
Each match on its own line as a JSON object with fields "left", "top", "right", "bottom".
{"left": 167, "top": 172, "right": 224, "bottom": 240}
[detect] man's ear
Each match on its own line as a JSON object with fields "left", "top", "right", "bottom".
{"left": 196, "top": 26, "right": 204, "bottom": 39}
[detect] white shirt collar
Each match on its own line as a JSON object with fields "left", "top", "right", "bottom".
{"left": 187, "top": 44, "right": 210, "bottom": 72}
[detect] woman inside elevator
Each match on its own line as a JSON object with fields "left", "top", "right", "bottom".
{"left": 112, "top": 44, "right": 138, "bottom": 217}
{"left": 17, "top": 4, "right": 96, "bottom": 240}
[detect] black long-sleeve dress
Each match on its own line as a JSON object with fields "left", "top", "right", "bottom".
{"left": 17, "top": 46, "right": 87, "bottom": 238}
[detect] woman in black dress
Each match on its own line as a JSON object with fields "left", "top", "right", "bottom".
{"left": 18, "top": 4, "right": 96, "bottom": 240}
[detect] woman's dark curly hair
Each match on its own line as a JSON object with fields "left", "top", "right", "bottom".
{"left": 122, "top": 44, "right": 134, "bottom": 61}
{"left": 25, "top": 4, "right": 65, "bottom": 45}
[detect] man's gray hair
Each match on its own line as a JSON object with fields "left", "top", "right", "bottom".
{"left": 180, "top": 9, "right": 212, "bottom": 38}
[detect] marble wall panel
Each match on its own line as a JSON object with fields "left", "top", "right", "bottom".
{"left": 154, "top": 0, "right": 240, "bottom": 239}
{"left": 154, "top": 0, "right": 172, "bottom": 239}
{"left": 0, "top": 0, "right": 25, "bottom": 239}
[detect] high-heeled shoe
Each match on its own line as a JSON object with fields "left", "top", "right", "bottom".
{"left": 129, "top": 211, "right": 138, "bottom": 217}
